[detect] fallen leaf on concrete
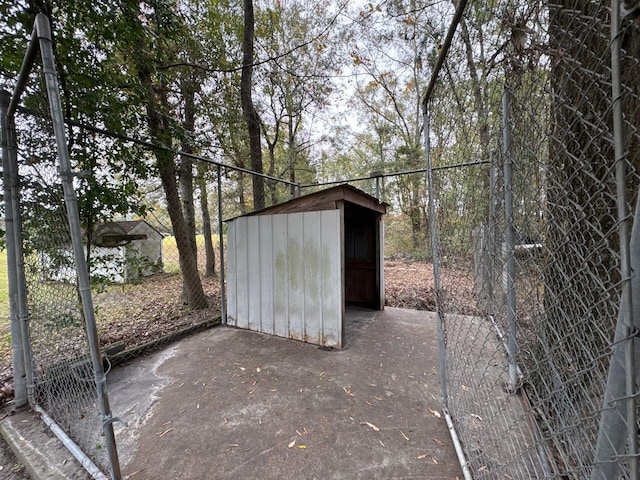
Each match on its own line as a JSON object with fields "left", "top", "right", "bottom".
{"left": 288, "top": 440, "right": 296, "bottom": 448}
{"left": 432, "top": 437, "right": 445, "bottom": 446}
{"left": 417, "top": 454, "right": 428, "bottom": 459}
{"left": 379, "top": 440, "right": 385, "bottom": 447}
{"left": 343, "top": 386, "right": 354, "bottom": 396}
{"left": 470, "top": 413, "right": 483, "bottom": 421}
{"left": 432, "top": 457, "right": 439, "bottom": 464}
{"left": 428, "top": 408, "right": 441, "bottom": 418}
{"left": 298, "top": 445, "right": 307, "bottom": 449}
{"left": 400, "top": 431, "right": 410, "bottom": 441}
{"left": 156, "top": 428, "right": 174, "bottom": 437}
{"left": 360, "top": 421, "right": 380, "bottom": 432}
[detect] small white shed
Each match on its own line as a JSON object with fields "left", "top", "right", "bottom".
{"left": 91, "top": 220, "right": 164, "bottom": 283}
{"left": 226, "top": 185, "right": 386, "bottom": 348}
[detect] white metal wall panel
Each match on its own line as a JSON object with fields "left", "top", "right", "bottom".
{"left": 235, "top": 217, "right": 249, "bottom": 329}
{"left": 320, "top": 210, "right": 342, "bottom": 345}
{"left": 226, "top": 219, "right": 237, "bottom": 325}
{"left": 226, "top": 210, "right": 342, "bottom": 347}
{"left": 258, "top": 215, "right": 274, "bottom": 335}
{"left": 272, "top": 214, "right": 289, "bottom": 338}
{"left": 303, "top": 211, "right": 322, "bottom": 344}
{"left": 286, "top": 213, "right": 304, "bottom": 339}
{"left": 247, "top": 218, "right": 262, "bottom": 332}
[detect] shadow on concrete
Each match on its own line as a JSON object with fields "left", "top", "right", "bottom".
{"left": 111, "top": 307, "right": 462, "bottom": 479}
{"left": 1, "top": 307, "right": 463, "bottom": 479}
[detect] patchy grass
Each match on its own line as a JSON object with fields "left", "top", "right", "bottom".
{"left": 162, "top": 234, "right": 222, "bottom": 274}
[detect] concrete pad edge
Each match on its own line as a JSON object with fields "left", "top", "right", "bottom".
{"left": 0, "top": 410, "right": 86, "bottom": 480}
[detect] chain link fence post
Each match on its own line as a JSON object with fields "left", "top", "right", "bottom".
{"left": 1, "top": 89, "right": 28, "bottom": 410}
{"left": 217, "top": 164, "right": 227, "bottom": 324}
{"left": 592, "top": 0, "right": 639, "bottom": 476}
{"left": 502, "top": 87, "right": 519, "bottom": 391}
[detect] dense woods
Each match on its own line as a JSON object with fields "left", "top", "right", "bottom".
{"left": 1, "top": 0, "right": 458, "bottom": 307}
{"left": 2, "top": 0, "right": 637, "bottom": 307}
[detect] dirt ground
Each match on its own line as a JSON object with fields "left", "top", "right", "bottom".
{"left": 0, "top": 427, "right": 31, "bottom": 480}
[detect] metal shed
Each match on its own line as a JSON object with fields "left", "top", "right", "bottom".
{"left": 226, "top": 185, "right": 387, "bottom": 348}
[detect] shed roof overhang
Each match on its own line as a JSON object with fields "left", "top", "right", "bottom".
{"left": 225, "top": 184, "right": 387, "bottom": 222}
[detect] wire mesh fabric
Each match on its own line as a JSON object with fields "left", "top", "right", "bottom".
{"left": 427, "top": 1, "right": 640, "bottom": 478}
{"left": 14, "top": 111, "right": 110, "bottom": 472}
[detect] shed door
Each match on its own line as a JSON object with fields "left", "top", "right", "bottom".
{"left": 226, "top": 210, "right": 343, "bottom": 348}
{"left": 344, "top": 205, "right": 379, "bottom": 309}
{"left": 345, "top": 224, "right": 376, "bottom": 304}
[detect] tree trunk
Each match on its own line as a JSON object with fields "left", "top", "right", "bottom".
{"left": 287, "top": 111, "right": 297, "bottom": 198}
{"left": 261, "top": 118, "right": 280, "bottom": 206}
{"left": 138, "top": 66, "right": 207, "bottom": 310}
{"left": 179, "top": 75, "right": 198, "bottom": 291}
{"left": 159, "top": 157, "right": 208, "bottom": 309}
{"left": 241, "top": 0, "right": 265, "bottom": 210}
{"left": 198, "top": 163, "right": 216, "bottom": 278}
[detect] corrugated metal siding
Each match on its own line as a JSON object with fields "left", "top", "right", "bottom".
{"left": 227, "top": 210, "right": 342, "bottom": 347}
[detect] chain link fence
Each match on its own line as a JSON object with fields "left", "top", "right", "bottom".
{"left": 3, "top": 3, "right": 640, "bottom": 479}
{"left": 427, "top": 1, "right": 640, "bottom": 478}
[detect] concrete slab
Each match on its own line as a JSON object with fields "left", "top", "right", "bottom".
{"left": 1, "top": 307, "right": 464, "bottom": 479}
{"left": 114, "top": 307, "right": 462, "bottom": 479}
{"left": 0, "top": 409, "right": 88, "bottom": 479}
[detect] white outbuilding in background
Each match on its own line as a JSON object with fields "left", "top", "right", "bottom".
{"left": 226, "top": 184, "right": 387, "bottom": 349}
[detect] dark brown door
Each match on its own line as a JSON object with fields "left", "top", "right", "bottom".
{"left": 345, "top": 222, "right": 377, "bottom": 307}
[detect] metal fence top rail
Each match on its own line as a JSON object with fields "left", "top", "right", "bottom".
{"left": 300, "top": 160, "right": 490, "bottom": 190}
{"left": 9, "top": 103, "right": 298, "bottom": 188}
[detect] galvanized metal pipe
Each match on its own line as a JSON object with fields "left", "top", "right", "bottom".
{"left": 300, "top": 161, "right": 489, "bottom": 190}
{"left": 0, "top": 90, "right": 27, "bottom": 409}
{"left": 488, "top": 153, "right": 497, "bottom": 317}
{"left": 32, "top": 404, "right": 108, "bottom": 480}
{"left": 16, "top": 104, "right": 297, "bottom": 187}
{"left": 444, "top": 408, "right": 473, "bottom": 480}
{"left": 6, "top": 102, "right": 35, "bottom": 404}
{"left": 218, "top": 164, "right": 227, "bottom": 324}
{"left": 592, "top": 1, "right": 638, "bottom": 477}
{"left": 421, "top": 0, "right": 469, "bottom": 110}
{"left": 34, "top": 13, "right": 121, "bottom": 479}
{"left": 422, "top": 106, "right": 447, "bottom": 404}
{"left": 611, "top": 0, "right": 638, "bottom": 474}
{"left": 502, "top": 88, "right": 518, "bottom": 391}
{"left": 7, "top": 27, "right": 38, "bottom": 119}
